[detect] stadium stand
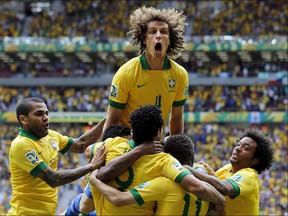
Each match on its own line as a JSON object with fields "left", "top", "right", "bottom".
{"left": 0, "top": 0, "right": 287, "bottom": 215}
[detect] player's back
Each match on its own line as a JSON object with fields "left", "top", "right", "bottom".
{"left": 91, "top": 138, "right": 190, "bottom": 215}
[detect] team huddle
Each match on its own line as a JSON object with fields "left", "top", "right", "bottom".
{"left": 7, "top": 6, "right": 274, "bottom": 216}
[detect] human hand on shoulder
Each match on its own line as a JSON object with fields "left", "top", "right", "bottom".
{"left": 89, "top": 143, "right": 107, "bottom": 170}
{"left": 198, "top": 161, "right": 216, "bottom": 177}
{"left": 135, "top": 141, "right": 163, "bottom": 156}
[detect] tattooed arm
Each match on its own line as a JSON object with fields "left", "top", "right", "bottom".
{"left": 97, "top": 141, "right": 163, "bottom": 183}
{"left": 37, "top": 143, "right": 107, "bottom": 187}
{"left": 69, "top": 118, "right": 105, "bottom": 153}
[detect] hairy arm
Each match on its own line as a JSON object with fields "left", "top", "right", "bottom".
{"left": 186, "top": 165, "right": 235, "bottom": 197}
{"left": 97, "top": 141, "right": 163, "bottom": 183}
{"left": 102, "top": 106, "right": 123, "bottom": 136}
{"left": 37, "top": 143, "right": 107, "bottom": 187}
{"left": 180, "top": 174, "right": 226, "bottom": 213}
{"left": 89, "top": 169, "right": 135, "bottom": 207}
{"left": 69, "top": 118, "right": 105, "bottom": 153}
{"left": 169, "top": 106, "right": 184, "bottom": 135}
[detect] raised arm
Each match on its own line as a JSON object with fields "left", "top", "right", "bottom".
{"left": 169, "top": 106, "right": 184, "bottom": 135}
{"left": 89, "top": 169, "right": 135, "bottom": 207}
{"left": 37, "top": 143, "right": 107, "bottom": 187}
{"left": 186, "top": 166, "right": 235, "bottom": 197}
{"left": 97, "top": 141, "right": 163, "bottom": 183}
{"left": 69, "top": 118, "right": 105, "bottom": 153}
{"left": 102, "top": 106, "right": 123, "bottom": 136}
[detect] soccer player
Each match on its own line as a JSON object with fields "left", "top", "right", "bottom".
{"left": 103, "top": 6, "right": 189, "bottom": 136}
{"left": 90, "top": 105, "right": 226, "bottom": 215}
{"left": 187, "top": 128, "right": 274, "bottom": 215}
{"left": 7, "top": 97, "right": 107, "bottom": 215}
{"left": 64, "top": 124, "right": 131, "bottom": 216}
{"left": 89, "top": 134, "right": 210, "bottom": 215}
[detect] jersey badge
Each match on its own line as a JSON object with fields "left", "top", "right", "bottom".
{"left": 25, "top": 150, "right": 39, "bottom": 164}
{"left": 110, "top": 84, "right": 118, "bottom": 97}
{"left": 172, "top": 161, "right": 184, "bottom": 171}
{"left": 230, "top": 173, "right": 244, "bottom": 182}
{"left": 168, "top": 78, "right": 176, "bottom": 88}
{"left": 137, "top": 181, "right": 150, "bottom": 190}
{"left": 50, "top": 141, "right": 58, "bottom": 150}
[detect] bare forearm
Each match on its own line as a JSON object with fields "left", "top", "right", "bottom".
{"left": 70, "top": 118, "right": 105, "bottom": 153}
{"left": 190, "top": 168, "right": 229, "bottom": 195}
{"left": 97, "top": 149, "right": 142, "bottom": 183}
{"left": 39, "top": 164, "right": 94, "bottom": 187}
{"left": 78, "top": 118, "right": 105, "bottom": 145}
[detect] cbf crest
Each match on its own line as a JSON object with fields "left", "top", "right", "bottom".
{"left": 168, "top": 77, "right": 176, "bottom": 92}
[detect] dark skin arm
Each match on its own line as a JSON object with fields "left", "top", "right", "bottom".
{"left": 37, "top": 143, "right": 107, "bottom": 188}
{"left": 97, "top": 141, "right": 163, "bottom": 183}
{"left": 68, "top": 118, "right": 105, "bottom": 153}
{"left": 185, "top": 165, "right": 235, "bottom": 197}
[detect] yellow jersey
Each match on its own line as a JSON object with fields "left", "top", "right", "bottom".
{"left": 130, "top": 176, "right": 209, "bottom": 216}
{"left": 90, "top": 137, "right": 191, "bottom": 215}
{"left": 8, "top": 128, "right": 73, "bottom": 215}
{"left": 216, "top": 164, "right": 260, "bottom": 215}
{"left": 109, "top": 54, "right": 189, "bottom": 128}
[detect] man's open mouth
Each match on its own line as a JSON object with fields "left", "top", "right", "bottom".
{"left": 155, "top": 42, "right": 162, "bottom": 52}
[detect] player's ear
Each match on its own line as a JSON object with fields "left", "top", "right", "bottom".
{"left": 252, "top": 158, "right": 259, "bottom": 165}
{"left": 19, "top": 115, "right": 28, "bottom": 125}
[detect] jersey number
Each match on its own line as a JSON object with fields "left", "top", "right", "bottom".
{"left": 183, "top": 194, "right": 202, "bottom": 216}
{"left": 155, "top": 95, "right": 162, "bottom": 108}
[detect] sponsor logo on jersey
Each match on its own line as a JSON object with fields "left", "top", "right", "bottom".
{"left": 110, "top": 84, "right": 118, "bottom": 97}
{"left": 137, "top": 181, "right": 150, "bottom": 190}
{"left": 25, "top": 150, "right": 39, "bottom": 164}
{"left": 230, "top": 173, "right": 244, "bottom": 182}
{"left": 172, "top": 161, "right": 184, "bottom": 171}
{"left": 137, "top": 83, "right": 147, "bottom": 88}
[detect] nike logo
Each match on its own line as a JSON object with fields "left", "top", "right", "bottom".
{"left": 38, "top": 151, "right": 42, "bottom": 155}
{"left": 137, "top": 83, "right": 147, "bottom": 88}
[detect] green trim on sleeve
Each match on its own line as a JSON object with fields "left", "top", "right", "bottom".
{"left": 109, "top": 99, "right": 126, "bottom": 109}
{"left": 59, "top": 137, "right": 74, "bottom": 154}
{"left": 91, "top": 144, "right": 97, "bottom": 157}
{"left": 226, "top": 178, "right": 240, "bottom": 198}
{"left": 30, "top": 161, "right": 48, "bottom": 177}
{"left": 175, "top": 170, "right": 191, "bottom": 183}
{"left": 173, "top": 99, "right": 187, "bottom": 107}
{"left": 130, "top": 188, "right": 145, "bottom": 206}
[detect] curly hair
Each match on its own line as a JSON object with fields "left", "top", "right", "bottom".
{"left": 238, "top": 128, "right": 274, "bottom": 174}
{"left": 128, "top": 6, "right": 187, "bottom": 59}
{"left": 102, "top": 124, "right": 131, "bottom": 141}
{"left": 164, "top": 134, "right": 195, "bottom": 166}
{"left": 129, "top": 105, "right": 163, "bottom": 145}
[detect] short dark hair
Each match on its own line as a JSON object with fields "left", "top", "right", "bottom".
{"left": 238, "top": 128, "right": 274, "bottom": 174}
{"left": 102, "top": 124, "right": 130, "bottom": 141}
{"left": 164, "top": 134, "right": 195, "bottom": 166}
{"left": 16, "top": 97, "right": 45, "bottom": 125}
{"left": 129, "top": 105, "right": 163, "bottom": 145}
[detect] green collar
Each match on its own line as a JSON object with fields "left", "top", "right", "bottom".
{"left": 19, "top": 127, "right": 39, "bottom": 141}
{"left": 139, "top": 53, "right": 170, "bottom": 70}
{"left": 128, "top": 139, "right": 137, "bottom": 149}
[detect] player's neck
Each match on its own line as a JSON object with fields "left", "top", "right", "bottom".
{"left": 145, "top": 53, "right": 165, "bottom": 70}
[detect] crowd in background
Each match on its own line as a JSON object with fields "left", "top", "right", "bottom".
{"left": 0, "top": 0, "right": 287, "bottom": 215}
{"left": 0, "top": 0, "right": 286, "bottom": 38}
{"left": 1, "top": 53, "right": 287, "bottom": 78}
{"left": 0, "top": 85, "right": 286, "bottom": 112}
{"left": 0, "top": 122, "right": 287, "bottom": 215}
{"left": 0, "top": 0, "right": 287, "bottom": 78}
